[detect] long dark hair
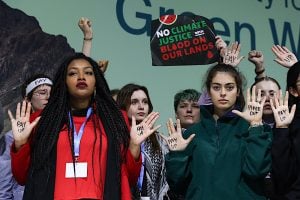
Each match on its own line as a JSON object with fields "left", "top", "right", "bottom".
{"left": 31, "top": 53, "right": 129, "bottom": 188}
{"left": 116, "top": 83, "right": 160, "bottom": 151}
{"left": 287, "top": 62, "right": 300, "bottom": 105}
{"left": 117, "top": 83, "right": 153, "bottom": 113}
{"left": 205, "top": 63, "right": 246, "bottom": 110}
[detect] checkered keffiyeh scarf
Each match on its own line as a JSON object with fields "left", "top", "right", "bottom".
{"left": 132, "top": 135, "right": 169, "bottom": 200}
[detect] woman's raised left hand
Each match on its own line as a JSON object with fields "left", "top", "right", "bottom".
{"left": 130, "top": 112, "right": 161, "bottom": 146}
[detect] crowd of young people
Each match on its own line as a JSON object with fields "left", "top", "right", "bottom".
{"left": 0, "top": 17, "right": 299, "bottom": 200}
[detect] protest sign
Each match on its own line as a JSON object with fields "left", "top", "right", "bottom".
{"left": 151, "top": 15, "right": 219, "bottom": 66}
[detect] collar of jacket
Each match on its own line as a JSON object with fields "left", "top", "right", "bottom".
{"left": 200, "top": 104, "right": 241, "bottom": 121}
{"left": 199, "top": 105, "right": 256, "bottom": 138}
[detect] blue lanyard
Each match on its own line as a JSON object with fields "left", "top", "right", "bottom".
{"left": 68, "top": 107, "right": 93, "bottom": 157}
{"left": 137, "top": 142, "right": 145, "bottom": 191}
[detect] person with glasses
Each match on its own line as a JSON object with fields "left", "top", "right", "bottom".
{"left": 0, "top": 17, "right": 110, "bottom": 199}
{"left": 8, "top": 53, "right": 159, "bottom": 200}
{"left": 0, "top": 74, "right": 52, "bottom": 200}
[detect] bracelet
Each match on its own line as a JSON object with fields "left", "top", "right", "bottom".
{"left": 255, "top": 68, "right": 265, "bottom": 75}
{"left": 84, "top": 37, "right": 93, "bottom": 41}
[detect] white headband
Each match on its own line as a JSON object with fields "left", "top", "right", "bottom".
{"left": 25, "top": 78, "right": 53, "bottom": 95}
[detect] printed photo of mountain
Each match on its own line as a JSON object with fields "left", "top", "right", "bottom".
{"left": 0, "top": 1, "right": 75, "bottom": 134}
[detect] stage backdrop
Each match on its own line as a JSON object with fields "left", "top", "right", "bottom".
{"left": 1, "top": 0, "right": 299, "bottom": 134}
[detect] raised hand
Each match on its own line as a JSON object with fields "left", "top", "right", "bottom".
{"left": 232, "top": 86, "right": 266, "bottom": 125}
{"left": 130, "top": 112, "right": 161, "bottom": 146}
{"left": 160, "top": 118, "right": 195, "bottom": 151}
{"left": 248, "top": 50, "right": 264, "bottom": 69}
{"left": 8, "top": 101, "right": 40, "bottom": 150}
{"left": 98, "top": 60, "right": 109, "bottom": 73}
{"left": 215, "top": 35, "right": 227, "bottom": 58}
{"left": 271, "top": 90, "right": 296, "bottom": 128}
{"left": 222, "top": 42, "right": 244, "bottom": 67}
{"left": 78, "top": 17, "right": 92, "bottom": 39}
{"left": 271, "top": 45, "right": 298, "bottom": 68}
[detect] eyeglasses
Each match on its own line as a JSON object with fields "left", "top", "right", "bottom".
{"left": 33, "top": 89, "right": 50, "bottom": 97}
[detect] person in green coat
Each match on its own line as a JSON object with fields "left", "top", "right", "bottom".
{"left": 161, "top": 63, "right": 276, "bottom": 200}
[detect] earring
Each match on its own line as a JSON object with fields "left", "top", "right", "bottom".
{"left": 94, "top": 89, "right": 96, "bottom": 98}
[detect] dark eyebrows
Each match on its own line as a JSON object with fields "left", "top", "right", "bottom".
{"left": 84, "top": 66, "right": 93, "bottom": 70}
{"left": 211, "top": 82, "right": 235, "bottom": 86}
{"left": 68, "top": 66, "right": 93, "bottom": 70}
{"left": 131, "top": 98, "right": 138, "bottom": 102}
{"left": 179, "top": 102, "right": 188, "bottom": 105}
{"left": 131, "top": 98, "right": 148, "bottom": 102}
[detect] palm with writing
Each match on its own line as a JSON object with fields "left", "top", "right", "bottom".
{"left": 271, "top": 45, "right": 298, "bottom": 68}
{"left": 160, "top": 118, "right": 195, "bottom": 151}
{"left": 270, "top": 90, "right": 296, "bottom": 128}
{"left": 222, "top": 42, "right": 245, "bottom": 67}
{"left": 8, "top": 101, "right": 40, "bottom": 150}
{"left": 130, "top": 112, "right": 161, "bottom": 146}
{"left": 233, "top": 86, "right": 266, "bottom": 125}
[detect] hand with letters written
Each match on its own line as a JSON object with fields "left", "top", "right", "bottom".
{"left": 233, "top": 86, "right": 266, "bottom": 126}
{"left": 215, "top": 36, "right": 244, "bottom": 67}
{"left": 130, "top": 112, "right": 161, "bottom": 145}
{"left": 222, "top": 41, "right": 245, "bottom": 67}
{"left": 160, "top": 118, "right": 195, "bottom": 151}
{"left": 8, "top": 101, "right": 40, "bottom": 151}
{"left": 271, "top": 90, "right": 296, "bottom": 128}
{"left": 271, "top": 45, "right": 298, "bottom": 68}
{"left": 129, "top": 112, "right": 161, "bottom": 159}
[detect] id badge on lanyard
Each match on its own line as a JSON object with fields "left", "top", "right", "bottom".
{"left": 65, "top": 107, "right": 92, "bottom": 178}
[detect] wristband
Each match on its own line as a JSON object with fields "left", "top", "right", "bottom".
{"left": 84, "top": 37, "right": 93, "bottom": 41}
{"left": 255, "top": 68, "right": 265, "bottom": 75}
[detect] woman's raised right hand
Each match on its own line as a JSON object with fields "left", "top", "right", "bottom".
{"left": 8, "top": 101, "right": 40, "bottom": 150}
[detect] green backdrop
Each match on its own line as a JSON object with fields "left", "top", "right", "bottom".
{"left": 3, "top": 0, "right": 300, "bottom": 132}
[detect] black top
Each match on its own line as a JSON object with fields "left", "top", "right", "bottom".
{"left": 272, "top": 100, "right": 300, "bottom": 200}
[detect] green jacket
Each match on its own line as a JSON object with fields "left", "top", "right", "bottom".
{"left": 165, "top": 105, "right": 272, "bottom": 200}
